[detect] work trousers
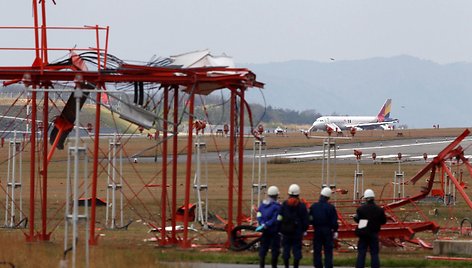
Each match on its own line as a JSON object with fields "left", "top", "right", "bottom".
{"left": 282, "top": 234, "right": 303, "bottom": 263}
{"left": 313, "top": 228, "right": 334, "bottom": 268}
{"left": 355, "top": 233, "right": 380, "bottom": 268}
{"left": 259, "top": 232, "right": 281, "bottom": 267}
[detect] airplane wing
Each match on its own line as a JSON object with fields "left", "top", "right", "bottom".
{"left": 347, "top": 119, "right": 398, "bottom": 130}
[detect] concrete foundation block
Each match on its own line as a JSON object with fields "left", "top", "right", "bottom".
{"left": 433, "top": 240, "right": 472, "bottom": 256}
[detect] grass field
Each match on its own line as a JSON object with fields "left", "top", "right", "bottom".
{"left": 0, "top": 127, "right": 471, "bottom": 267}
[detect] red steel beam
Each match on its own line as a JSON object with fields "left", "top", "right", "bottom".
{"left": 40, "top": 0, "right": 48, "bottom": 64}
{"left": 385, "top": 129, "right": 470, "bottom": 210}
{"left": 426, "top": 256, "right": 472, "bottom": 262}
{"left": 442, "top": 161, "right": 472, "bottom": 209}
{"left": 26, "top": 89, "right": 37, "bottom": 242}
{"left": 459, "top": 154, "right": 472, "bottom": 176}
{"left": 384, "top": 166, "right": 436, "bottom": 210}
{"left": 171, "top": 87, "right": 179, "bottom": 244}
{"left": 0, "top": 68, "right": 263, "bottom": 90}
{"left": 39, "top": 90, "right": 50, "bottom": 241}
{"left": 32, "top": 0, "right": 40, "bottom": 62}
{"left": 182, "top": 91, "right": 195, "bottom": 248}
{"left": 89, "top": 91, "right": 101, "bottom": 245}
{"left": 160, "top": 86, "right": 169, "bottom": 244}
{"left": 25, "top": 0, "right": 40, "bottom": 241}
{"left": 237, "top": 88, "right": 245, "bottom": 225}
{"left": 89, "top": 23, "right": 105, "bottom": 246}
{"left": 226, "top": 91, "right": 236, "bottom": 246}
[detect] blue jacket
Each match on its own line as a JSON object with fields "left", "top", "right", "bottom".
{"left": 257, "top": 198, "right": 281, "bottom": 233}
{"left": 309, "top": 196, "right": 338, "bottom": 232}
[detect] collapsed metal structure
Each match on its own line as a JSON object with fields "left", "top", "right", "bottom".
{"left": 231, "top": 129, "right": 472, "bottom": 251}
{"left": 2, "top": 1, "right": 472, "bottom": 259}
{"left": 0, "top": 1, "right": 263, "bottom": 249}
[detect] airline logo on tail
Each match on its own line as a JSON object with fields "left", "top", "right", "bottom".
{"left": 377, "top": 99, "right": 392, "bottom": 122}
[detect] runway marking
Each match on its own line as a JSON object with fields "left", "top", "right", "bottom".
{"left": 259, "top": 138, "right": 472, "bottom": 160}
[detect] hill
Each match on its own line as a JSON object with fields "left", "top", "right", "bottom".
{"left": 242, "top": 55, "right": 472, "bottom": 129}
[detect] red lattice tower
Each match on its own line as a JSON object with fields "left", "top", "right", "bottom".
{"left": 0, "top": 1, "right": 264, "bottom": 249}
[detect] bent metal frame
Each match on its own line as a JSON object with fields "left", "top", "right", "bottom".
{"left": 0, "top": 1, "right": 263, "bottom": 248}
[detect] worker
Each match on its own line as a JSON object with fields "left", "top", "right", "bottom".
{"left": 256, "top": 185, "right": 282, "bottom": 268}
{"left": 278, "top": 184, "right": 309, "bottom": 268}
{"left": 309, "top": 187, "right": 338, "bottom": 268}
{"left": 354, "top": 189, "right": 387, "bottom": 268}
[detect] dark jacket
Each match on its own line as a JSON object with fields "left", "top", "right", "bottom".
{"left": 354, "top": 200, "right": 387, "bottom": 234}
{"left": 257, "top": 198, "right": 281, "bottom": 233}
{"left": 309, "top": 196, "right": 339, "bottom": 232}
{"left": 279, "top": 197, "right": 309, "bottom": 237}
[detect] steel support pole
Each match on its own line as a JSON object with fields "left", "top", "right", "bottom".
{"left": 38, "top": 0, "right": 50, "bottom": 241}
{"left": 327, "top": 137, "right": 331, "bottom": 186}
{"left": 160, "top": 86, "right": 169, "bottom": 244}
{"left": 171, "top": 87, "right": 178, "bottom": 243}
{"left": 237, "top": 89, "right": 245, "bottom": 225}
{"left": 40, "top": 91, "right": 49, "bottom": 240}
{"left": 250, "top": 141, "right": 256, "bottom": 224}
{"left": 26, "top": 0, "right": 40, "bottom": 242}
{"left": 321, "top": 139, "right": 326, "bottom": 186}
{"left": 182, "top": 92, "right": 195, "bottom": 248}
{"left": 40, "top": 0, "right": 49, "bottom": 64}
{"left": 5, "top": 133, "right": 12, "bottom": 226}
{"left": 73, "top": 94, "right": 81, "bottom": 268}
{"left": 32, "top": 0, "right": 40, "bottom": 61}
{"left": 89, "top": 91, "right": 101, "bottom": 245}
{"left": 90, "top": 23, "right": 103, "bottom": 245}
{"left": 227, "top": 91, "right": 236, "bottom": 245}
{"left": 27, "top": 89, "right": 37, "bottom": 241}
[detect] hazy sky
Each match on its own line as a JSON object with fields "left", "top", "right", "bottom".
{"left": 2, "top": 1, "right": 472, "bottom": 65}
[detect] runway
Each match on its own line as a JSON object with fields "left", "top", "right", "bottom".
{"left": 138, "top": 135, "right": 472, "bottom": 165}
{"left": 260, "top": 136, "right": 472, "bottom": 163}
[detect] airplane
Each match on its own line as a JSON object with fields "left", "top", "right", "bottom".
{"left": 308, "top": 99, "right": 399, "bottom": 132}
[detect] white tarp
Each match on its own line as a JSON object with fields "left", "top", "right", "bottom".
{"left": 170, "top": 49, "right": 235, "bottom": 68}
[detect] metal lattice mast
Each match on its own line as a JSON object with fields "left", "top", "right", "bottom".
{"left": 393, "top": 153, "right": 405, "bottom": 199}
{"left": 4, "top": 131, "right": 24, "bottom": 227}
{"left": 106, "top": 134, "right": 124, "bottom": 229}
{"left": 193, "top": 133, "right": 209, "bottom": 229}
{"left": 250, "top": 138, "right": 267, "bottom": 224}
{"left": 63, "top": 88, "right": 90, "bottom": 268}
{"left": 353, "top": 150, "right": 364, "bottom": 201}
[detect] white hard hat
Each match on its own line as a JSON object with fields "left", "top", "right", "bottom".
{"left": 288, "top": 184, "right": 300, "bottom": 196}
{"left": 321, "top": 187, "right": 332, "bottom": 198}
{"left": 364, "top": 189, "right": 375, "bottom": 199}
{"left": 267, "top": 186, "right": 279, "bottom": 196}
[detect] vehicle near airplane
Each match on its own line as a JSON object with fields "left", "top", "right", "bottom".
{"left": 274, "top": 126, "right": 284, "bottom": 135}
{"left": 308, "top": 99, "right": 398, "bottom": 132}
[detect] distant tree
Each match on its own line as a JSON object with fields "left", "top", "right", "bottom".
{"left": 177, "top": 96, "right": 324, "bottom": 126}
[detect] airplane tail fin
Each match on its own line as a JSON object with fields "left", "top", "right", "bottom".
{"left": 377, "top": 99, "right": 392, "bottom": 122}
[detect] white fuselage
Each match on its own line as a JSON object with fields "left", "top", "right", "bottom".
{"left": 310, "top": 116, "right": 378, "bottom": 131}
